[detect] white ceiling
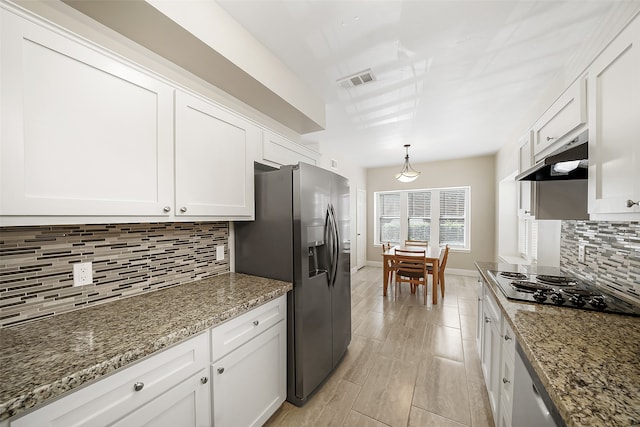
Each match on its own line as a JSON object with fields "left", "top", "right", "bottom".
{"left": 216, "top": 0, "right": 629, "bottom": 168}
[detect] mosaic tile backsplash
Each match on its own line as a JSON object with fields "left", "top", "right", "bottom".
{"left": 0, "top": 222, "right": 229, "bottom": 328}
{"left": 560, "top": 221, "right": 640, "bottom": 305}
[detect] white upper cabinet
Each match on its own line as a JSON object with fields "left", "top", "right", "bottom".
{"left": 174, "top": 91, "right": 259, "bottom": 219}
{"left": 262, "top": 130, "right": 320, "bottom": 167}
{"left": 532, "top": 76, "right": 587, "bottom": 161}
{"left": 517, "top": 131, "right": 533, "bottom": 217}
{"left": 587, "top": 14, "right": 640, "bottom": 220}
{"left": 0, "top": 8, "right": 174, "bottom": 219}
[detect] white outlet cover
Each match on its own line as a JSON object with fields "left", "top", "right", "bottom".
{"left": 216, "top": 245, "right": 225, "bottom": 261}
{"left": 73, "top": 262, "right": 93, "bottom": 286}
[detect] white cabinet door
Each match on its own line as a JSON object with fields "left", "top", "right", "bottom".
{"left": 481, "top": 290, "right": 502, "bottom": 422}
{"left": 517, "top": 131, "right": 533, "bottom": 217}
{"left": 262, "top": 130, "right": 320, "bottom": 167}
{"left": 0, "top": 9, "right": 174, "bottom": 218}
{"left": 532, "top": 76, "right": 587, "bottom": 160}
{"left": 499, "top": 321, "right": 516, "bottom": 426}
{"left": 588, "top": 15, "right": 640, "bottom": 219}
{"left": 212, "top": 320, "right": 286, "bottom": 427}
{"left": 175, "top": 91, "right": 259, "bottom": 219}
{"left": 476, "top": 278, "right": 484, "bottom": 357}
{"left": 112, "top": 368, "right": 210, "bottom": 427}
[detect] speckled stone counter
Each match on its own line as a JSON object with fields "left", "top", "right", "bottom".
{"left": 476, "top": 262, "right": 640, "bottom": 427}
{"left": 0, "top": 273, "right": 292, "bottom": 422}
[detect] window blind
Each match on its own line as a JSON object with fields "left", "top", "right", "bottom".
{"left": 379, "top": 193, "right": 400, "bottom": 244}
{"left": 408, "top": 191, "right": 431, "bottom": 241}
{"left": 439, "top": 189, "right": 467, "bottom": 246}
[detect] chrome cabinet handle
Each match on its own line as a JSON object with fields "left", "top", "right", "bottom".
{"left": 484, "top": 316, "right": 491, "bottom": 323}
{"left": 546, "top": 136, "right": 555, "bottom": 141}
{"left": 253, "top": 320, "right": 259, "bottom": 326}
{"left": 180, "top": 206, "right": 187, "bottom": 213}
{"left": 504, "top": 334, "right": 512, "bottom": 341}
{"left": 133, "top": 382, "right": 144, "bottom": 391}
{"left": 503, "top": 377, "right": 510, "bottom": 384}
{"left": 217, "top": 367, "right": 224, "bottom": 374}
{"left": 201, "top": 377, "right": 208, "bottom": 384}
{"left": 627, "top": 199, "right": 639, "bottom": 208}
{"left": 163, "top": 206, "right": 171, "bottom": 213}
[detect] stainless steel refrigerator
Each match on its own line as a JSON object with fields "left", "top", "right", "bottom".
{"left": 235, "top": 162, "right": 351, "bottom": 406}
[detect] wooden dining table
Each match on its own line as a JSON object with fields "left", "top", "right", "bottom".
{"left": 382, "top": 245, "right": 443, "bottom": 304}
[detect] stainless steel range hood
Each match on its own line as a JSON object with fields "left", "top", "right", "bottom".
{"left": 516, "top": 131, "right": 588, "bottom": 181}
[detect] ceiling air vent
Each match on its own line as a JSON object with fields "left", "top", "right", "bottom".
{"left": 337, "top": 69, "right": 375, "bottom": 89}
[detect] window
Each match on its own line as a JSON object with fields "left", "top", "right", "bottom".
{"left": 518, "top": 217, "right": 538, "bottom": 261}
{"left": 375, "top": 187, "right": 470, "bottom": 250}
{"left": 378, "top": 193, "right": 401, "bottom": 244}
{"left": 408, "top": 191, "right": 431, "bottom": 241}
{"left": 440, "top": 189, "right": 467, "bottom": 247}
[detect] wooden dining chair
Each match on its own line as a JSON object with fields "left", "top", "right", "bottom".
{"left": 428, "top": 245, "right": 449, "bottom": 299}
{"left": 405, "top": 239, "right": 428, "bottom": 247}
{"left": 394, "top": 248, "right": 428, "bottom": 304}
{"left": 382, "top": 243, "right": 396, "bottom": 287}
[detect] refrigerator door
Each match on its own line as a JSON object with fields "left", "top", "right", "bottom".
{"left": 291, "top": 163, "right": 334, "bottom": 402}
{"left": 330, "top": 172, "right": 351, "bottom": 365}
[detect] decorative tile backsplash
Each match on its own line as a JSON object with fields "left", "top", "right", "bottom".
{"left": 0, "top": 222, "right": 229, "bottom": 328}
{"left": 560, "top": 221, "right": 640, "bottom": 305}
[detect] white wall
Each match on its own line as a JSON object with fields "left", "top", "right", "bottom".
{"left": 366, "top": 155, "right": 496, "bottom": 272}
{"left": 317, "top": 147, "right": 367, "bottom": 272}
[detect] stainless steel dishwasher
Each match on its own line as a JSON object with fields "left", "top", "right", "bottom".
{"left": 512, "top": 344, "right": 563, "bottom": 427}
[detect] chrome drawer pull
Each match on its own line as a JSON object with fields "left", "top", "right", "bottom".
{"left": 201, "top": 377, "right": 208, "bottom": 384}
{"left": 503, "top": 377, "right": 510, "bottom": 384}
{"left": 253, "top": 320, "right": 259, "bottom": 326}
{"left": 133, "top": 382, "right": 144, "bottom": 392}
{"left": 217, "top": 367, "right": 225, "bottom": 374}
{"left": 504, "top": 334, "right": 512, "bottom": 341}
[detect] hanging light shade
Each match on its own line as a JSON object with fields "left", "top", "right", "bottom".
{"left": 395, "top": 144, "right": 420, "bottom": 182}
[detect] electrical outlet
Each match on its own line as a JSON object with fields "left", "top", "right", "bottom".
{"left": 216, "top": 245, "right": 225, "bottom": 261}
{"left": 578, "top": 244, "right": 586, "bottom": 263}
{"left": 73, "top": 262, "right": 93, "bottom": 286}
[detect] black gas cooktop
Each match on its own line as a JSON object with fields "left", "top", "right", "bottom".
{"left": 488, "top": 270, "right": 640, "bottom": 317}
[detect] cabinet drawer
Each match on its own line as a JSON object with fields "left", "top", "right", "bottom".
{"left": 211, "top": 295, "right": 286, "bottom": 362}
{"left": 12, "top": 332, "right": 208, "bottom": 427}
{"left": 532, "top": 76, "right": 587, "bottom": 160}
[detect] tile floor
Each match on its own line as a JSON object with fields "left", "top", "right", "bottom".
{"left": 265, "top": 266, "right": 495, "bottom": 427}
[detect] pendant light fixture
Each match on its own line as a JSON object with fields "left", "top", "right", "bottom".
{"left": 395, "top": 144, "right": 420, "bottom": 182}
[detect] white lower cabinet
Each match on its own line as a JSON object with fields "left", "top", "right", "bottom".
{"left": 112, "top": 368, "right": 211, "bottom": 427}
{"left": 11, "top": 332, "right": 210, "bottom": 427}
{"left": 481, "top": 287, "right": 502, "bottom": 420}
{"left": 498, "top": 321, "right": 516, "bottom": 427}
{"left": 211, "top": 295, "right": 287, "bottom": 427}
{"left": 212, "top": 321, "right": 286, "bottom": 427}
{"left": 9, "top": 296, "right": 288, "bottom": 427}
{"left": 478, "top": 277, "right": 517, "bottom": 427}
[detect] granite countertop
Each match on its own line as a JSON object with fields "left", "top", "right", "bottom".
{"left": 0, "top": 273, "right": 292, "bottom": 422}
{"left": 476, "top": 261, "right": 640, "bottom": 427}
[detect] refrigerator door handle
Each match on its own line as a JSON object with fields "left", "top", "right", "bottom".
{"left": 325, "top": 206, "right": 336, "bottom": 286}
{"left": 329, "top": 204, "right": 340, "bottom": 286}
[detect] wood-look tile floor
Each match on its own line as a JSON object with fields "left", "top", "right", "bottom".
{"left": 264, "top": 267, "right": 494, "bottom": 427}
